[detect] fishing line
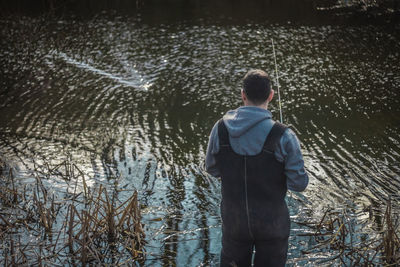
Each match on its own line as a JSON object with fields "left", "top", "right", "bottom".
{"left": 271, "top": 39, "right": 283, "bottom": 124}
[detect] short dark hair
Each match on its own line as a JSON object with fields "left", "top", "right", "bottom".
{"left": 242, "top": 69, "right": 271, "bottom": 105}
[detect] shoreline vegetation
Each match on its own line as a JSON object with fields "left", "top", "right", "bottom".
{"left": 297, "top": 201, "right": 400, "bottom": 265}
{"left": 0, "top": 157, "right": 146, "bottom": 265}
{"left": 1, "top": 157, "right": 399, "bottom": 265}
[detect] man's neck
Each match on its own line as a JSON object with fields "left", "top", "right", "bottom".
{"left": 244, "top": 102, "right": 269, "bottom": 110}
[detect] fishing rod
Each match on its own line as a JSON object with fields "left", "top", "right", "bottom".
{"left": 271, "top": 39, "right": 283, "bottom": 124}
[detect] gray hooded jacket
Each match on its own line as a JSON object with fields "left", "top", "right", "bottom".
{"left": 205, "top": 106, "right": 308, "bottom": 192}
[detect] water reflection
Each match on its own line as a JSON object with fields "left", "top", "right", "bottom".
{"left": 0, "top": 15, "right": 399, "bottom": 265}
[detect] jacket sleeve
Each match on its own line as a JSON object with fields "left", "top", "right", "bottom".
{"left": 275, "top": 128, "right": 309, "bottom": 192}
{"left": 205, "top": 121, "right": 221, "bottom": 177}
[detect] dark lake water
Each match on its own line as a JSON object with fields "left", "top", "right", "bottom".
{"left": 1, "top": 11, "right": 400, "bottom": 266}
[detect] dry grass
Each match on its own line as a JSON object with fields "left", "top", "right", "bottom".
{"left": 299, "top": 199, "right": 400, "bottom": 265}
{"left": 381, "top": 198, "right": 400, "bottom": 265}
{"left": 2, "top": 156, "right": 399, "bottom": 265}
{"left": 0, "top": 158, "right": 146, "bottom": 265}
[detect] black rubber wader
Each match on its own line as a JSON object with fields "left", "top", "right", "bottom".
{"left": 215, "top": 120, "right": 290, "bottom": 267}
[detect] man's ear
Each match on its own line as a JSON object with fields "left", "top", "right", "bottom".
{"left": 267, "top": 89, "right": 274, "bottom": 102}
{"left": 241, "top": 89, "right": 247, "bottom": 102}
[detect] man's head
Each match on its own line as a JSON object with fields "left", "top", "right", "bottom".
{"left": 242, "top": 69, "right": 273, "bottom": 106}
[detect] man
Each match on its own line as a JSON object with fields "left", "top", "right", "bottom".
{"left": 205, "top": 69, "right": 309, "bottom": 267}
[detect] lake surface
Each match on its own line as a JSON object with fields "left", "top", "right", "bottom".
{"left": 1, "top": 12, "right": 399, "bottom": 266}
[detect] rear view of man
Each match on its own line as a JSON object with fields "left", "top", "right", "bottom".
{"left": 205, "top": 69, "right": 309, "bottom": 266}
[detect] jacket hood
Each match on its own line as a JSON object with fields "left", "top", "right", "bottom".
{"left": 223, "top": 106, "right": 272, "bottom": 138}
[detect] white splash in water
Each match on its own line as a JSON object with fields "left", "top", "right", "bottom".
{"left": 45, "top": 51, "right": 152, "bottom": 91}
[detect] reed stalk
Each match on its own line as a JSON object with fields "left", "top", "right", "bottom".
{"left": 299, "top": 198, "right": 400, "bottom": 265}
{"left": 0, "top": 158, "right": 146, "bottom": 265}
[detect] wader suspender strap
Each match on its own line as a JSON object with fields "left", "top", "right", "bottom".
{"left": 262, "top": 122, "right": 287, "bottom": 153}
{"left": 218, "top": 119, "right": 230, "bottom": 148}
{"left": 218, "top": 120, "right": 287, "bottom": 153}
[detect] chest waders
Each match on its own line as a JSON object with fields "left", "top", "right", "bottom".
{"left": 216, "top": 120, "right": 290, "bottom": 267}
